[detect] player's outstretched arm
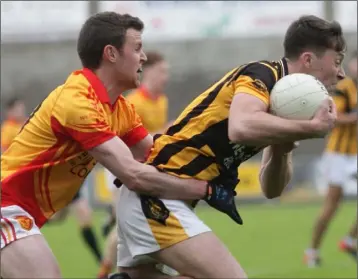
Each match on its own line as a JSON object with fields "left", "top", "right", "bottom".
{"left": 89, "top": 137, "right": 243, "bottom": 224}
{"left": 89, "top": 136, "right": 207, "bottom": 200}
{"left": 228, "top": 94, "right": 336, "bottom": 146}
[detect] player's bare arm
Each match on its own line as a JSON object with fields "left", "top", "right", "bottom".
{"left": 129, "top": 134, "right": 153, "bottom": 162}
{"left": 259, "top": 142, "right": 298, "bottom": 199}
{"left": 335, "top": 111, "right": 357, "bottom": 124}
{"left": 89, "top": 136, "right": 207, "bottom": 200}
{"left": 228, "top": 93, "right": 336, "bottom": 146}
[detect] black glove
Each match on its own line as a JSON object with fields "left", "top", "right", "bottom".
{"left": 204, "top": 182, "right": 243, "bottom": 225}
{"left": 113, "top": 178, "right": 123, "bottom": 188}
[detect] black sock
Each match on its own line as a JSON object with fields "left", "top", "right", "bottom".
{"left": 102, "top": 212, "right": 116, "bottom": 237}
{"left": 81, "top": 226, "right": 102, "bottom": 262}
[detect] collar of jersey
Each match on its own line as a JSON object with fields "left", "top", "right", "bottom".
{"left": 81, "top": 68, "right": 110, "bottom": 104}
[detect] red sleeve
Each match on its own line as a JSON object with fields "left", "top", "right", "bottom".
{"left": 65, "top": 126, "right": 116, "bottom": 150}
{"left": 120, "top": 101, "right": 149, "bottom": 147}
{"left": 121, "top": 125, "right": 148, "bottom": 147}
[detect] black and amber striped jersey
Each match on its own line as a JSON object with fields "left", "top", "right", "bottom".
{"left": 146, "top": 58, "right": 289, "bottom": 182}
{"left": 326, "top": 77, "right": 357, "bottom": 155}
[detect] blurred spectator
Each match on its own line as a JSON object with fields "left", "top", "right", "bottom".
{"left": 1, "top": 97, "right": 26, "bottom": 153}
{"left": 126, "top": 51, "right": 173, "bottom": 135}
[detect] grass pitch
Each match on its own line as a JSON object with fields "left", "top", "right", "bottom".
{"left": 42, "top": 200, "right": 356, "bottom": 278}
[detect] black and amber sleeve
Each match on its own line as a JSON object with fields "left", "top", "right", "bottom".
{"left": 233, "top": 62, "right": 278, "bottom": 106}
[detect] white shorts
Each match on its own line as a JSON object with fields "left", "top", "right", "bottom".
{"left": 0, "top": 205, "right": 41, "bottom": 249}
{"left": 116, "top": 186, "right": 211, "bottom": 267}
{"left": 316, "top": 152, "right": 357, "bottom": 194}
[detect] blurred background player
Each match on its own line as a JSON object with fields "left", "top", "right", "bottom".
{"left": 126, "top": 50, "right": 172, "bottom": 135}
{"left": 1, "top": 97, "right": 26, "bottom": 153}
{"left": 304, "top": 50, "right": 357, "bottom": 267}
{"left": 97, "top": 50, "right": 172, "bottom": 279}
{"left": 96, "top": 169, "right": 119, "bottom": 279}
{"left": 49, "top": 175, "right": 102, "bottom": 264}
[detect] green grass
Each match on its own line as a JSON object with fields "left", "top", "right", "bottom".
{"left": 43, "top": 201, "right": 357, "bottom": 278}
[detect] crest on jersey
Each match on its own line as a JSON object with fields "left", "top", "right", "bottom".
{"left": 15, "top": 215, "right": 34, "bottom": 231}
{"left": 252, "top": 79, "right": 268, "bottom": 92}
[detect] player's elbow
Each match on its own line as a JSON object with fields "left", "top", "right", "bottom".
{"left": 260, "top": 179, "right": 288, "bottom": 199}
{"left": 262, "top": 188, "right": 282, "bottom": 199}
{"left": 261, "top": 182, "right": 282, "bottom": 199}
{"left": 228, "top": 120, "right": 255, "bottom": 145}
{"left": 259, "top": 173, "right": 285, "bottom": 199}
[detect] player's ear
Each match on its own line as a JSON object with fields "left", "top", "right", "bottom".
{"left": 103, "top": 45, "right": 118, "bottom": 63}
{"left": 300, "top": 52, "right": 314, "bottom": 69}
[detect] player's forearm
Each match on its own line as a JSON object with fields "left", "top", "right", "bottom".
{"left": 90, "top": 137, "right": 207, "bottom": 200}
{"left": 259, "top": 148, "right": 293, "bottom": 199}
{"left": 229, "top": 111, "right": 317, "bottom": 146}
{"left": 134, "top": 166, "right": 207, "bottom": 200}
{"left": 336, "top": 112, "right": 357, "bottom": 124}
{"left": 103, "top": 154, "right": 207, "bottom": 200}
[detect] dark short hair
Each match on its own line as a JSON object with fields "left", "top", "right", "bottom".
{"left": 6, "top": 97, "right": 22, "bottom": 109}
{"left": 284, "top": 15, "right": 346, "bottom": 59}
{"left": 77, "top": 12, "right": 144, "bottom": 70}
{"left": 143, "top": 51, "right": 165, "bottom": 68}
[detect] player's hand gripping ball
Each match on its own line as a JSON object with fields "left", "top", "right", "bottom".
{"left": 270, "top": 73, "right": 329, "bottom": 120}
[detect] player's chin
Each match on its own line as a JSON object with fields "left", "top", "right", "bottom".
{"left": 134, "top": 78, "right": 141, "bottom": 88}
{"left": 134, "top": 73, "right": 142, "bottom": 86}
{"left": 326, "top": 85, "right": 336, "bottom": 94}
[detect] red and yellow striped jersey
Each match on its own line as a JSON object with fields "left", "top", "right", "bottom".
{"left": 1, "top": 119, "right": 23, "bottom": 152}
{"left": 326, "top": 77, "right": 357, "bottom": 155}
{"left": 1, "top": 68, "right": 148, "bottom": 227}
{"left": 126, "top": 86, "right": 168, "bottom": 134}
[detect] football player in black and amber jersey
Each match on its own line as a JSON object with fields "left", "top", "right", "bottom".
{"left": 305, "top": 51, "right": 357, "bottom": 267}
{"left": 116, "top": 15, "right": 345, "bottom": 279}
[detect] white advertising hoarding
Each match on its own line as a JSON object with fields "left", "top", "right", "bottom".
{"left": 1, "top": 1, "right": 87, "bottom": 43}
{"left": 334, "top": 1, "right": 358, "bottom": 33}
{"left": 99, "top": 1, "right": 325, "bottom": 41}
{"left": 1, "top": 1, "right": 356, "bottom": 43}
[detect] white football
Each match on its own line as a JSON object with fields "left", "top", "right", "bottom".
{"left": 270, "top": 73, "right": 329, "bottom": 120}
